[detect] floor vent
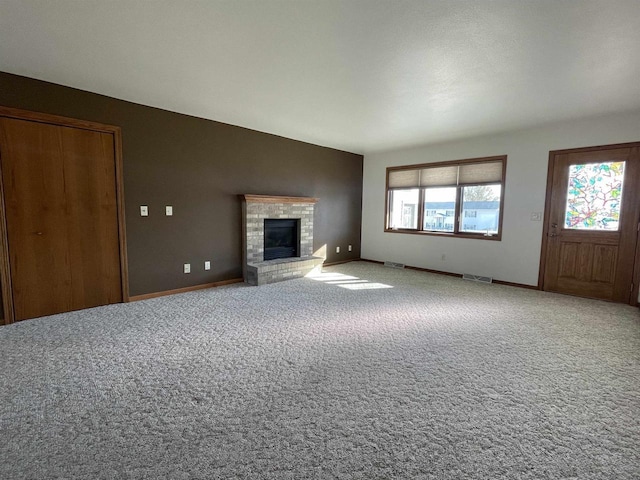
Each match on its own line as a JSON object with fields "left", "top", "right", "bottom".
{"left": 384, "top": 261, "right": 405, "bottom": 269}
{"left": 462, "top": 273, "right": 493, "bottom": 283}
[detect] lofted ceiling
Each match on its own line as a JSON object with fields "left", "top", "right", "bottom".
{"left": 1, "top": 0, "right": 639, "bottom": 154}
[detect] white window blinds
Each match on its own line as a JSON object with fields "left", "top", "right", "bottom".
{"left": 419, "top": 165, "right": 458, "bottom": 187}
{"left": 458, "top": 161, "right": 503, "bottom": 185}
{"left": 388, "top": 159, "right": 503, "bottom": 189}
{"left": 388, "top": 169, "right": 420, "bottom": 188}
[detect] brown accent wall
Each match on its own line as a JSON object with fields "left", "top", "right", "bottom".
{"left": 0, "top": 72, "right": 363, "bottom": 299}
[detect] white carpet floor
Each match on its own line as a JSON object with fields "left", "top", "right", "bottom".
{"left": 1, "top": 261, "right": 638, "bottom": 479}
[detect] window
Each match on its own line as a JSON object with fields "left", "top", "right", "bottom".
{"left": 388, "top": 188, "right": 419, "bottom": 229}
{"left": 460, "top": 185, "right": 502, "bottom": 234}
{"left": 385, "top": 156, "right": 506, "bottom": 240}
{"left": 423, "top": 187, "right": 456, "bottom": 232}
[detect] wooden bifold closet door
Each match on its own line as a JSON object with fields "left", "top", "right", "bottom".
{"left": 0, "top": 112, "right": 126, "bottom": 321}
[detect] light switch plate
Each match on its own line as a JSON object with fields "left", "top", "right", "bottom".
{"left": 140, "top": 205, "right": 148, "bottom": 217}
{"left": 336, "top": 246, "right": 340, "bottom": 253}
{"left": 166, "top": 206, "right": 173, "bottom": 216}
{"left": 204, "top": 261, "right": 211, "bottom": 270}
{"left": 530, "top": 212, "right": 542, "bottom": 221}
{"left": 348, "top": 245, "right": 352, "bottom": 252}
{"left": 184, "top": 263, "right": 191, "bottom": 274}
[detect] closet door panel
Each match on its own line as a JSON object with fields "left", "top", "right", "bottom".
{"left": 61, "top": 126, "right": 122, "bottom": 310}
{"left": 0, "top": 118, "right": 72, "bottom": 320}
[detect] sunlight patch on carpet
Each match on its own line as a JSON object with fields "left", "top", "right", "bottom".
{"left": 307, "top": 271, "right": 393, "bottom": 290}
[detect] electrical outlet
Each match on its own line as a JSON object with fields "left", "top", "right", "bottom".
{"left": 336, "top": 246, "right": 340, "bottom": 253}
{"left": 348, "top": 245, "right": 352, "bottom": 252}
{"left": 204, "top": 261, "right": 211, "bottom": 270}
{"left": 184, "top": 263, "right": 191, "bottom": 274}
{"left": 140, "top": 205, "right": 148, "bottom": 217}
{"left": 166, "top": 205, "right": 173, "bottom": 216}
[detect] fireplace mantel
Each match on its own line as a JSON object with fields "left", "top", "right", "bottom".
{"left": 242, "top": 194, "right": 318, "bottom": 204}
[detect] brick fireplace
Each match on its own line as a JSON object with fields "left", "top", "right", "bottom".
{"left": 241, "top": 194, "right": 324, "bottom": 285}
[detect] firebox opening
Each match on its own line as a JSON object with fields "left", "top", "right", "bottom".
{"left": 264, "top": 219, "right": 300, "bottom": 261}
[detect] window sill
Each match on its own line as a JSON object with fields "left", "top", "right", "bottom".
{"left": 384, "top": 228, "right": 502, "bottom": 241}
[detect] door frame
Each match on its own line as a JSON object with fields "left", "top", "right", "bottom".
{"left": 0, "top": 106, "right": 129, "bottom": 324}
{"left": 538, "top": 141, "right": 640, "bottom": 306}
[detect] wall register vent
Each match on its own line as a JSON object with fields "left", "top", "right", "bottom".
{"left": 384, "top": 261, "right": 405, "bottom": 269}
{"left": 462, "top": 273, "right": 493, "bottom": 283}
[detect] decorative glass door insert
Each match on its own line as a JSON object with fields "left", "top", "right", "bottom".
{"left": 564, "top": 161, "right": 625, "bottom": 230}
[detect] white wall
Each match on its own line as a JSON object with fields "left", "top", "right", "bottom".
{"left": 362, "top": 110, "right": 640, "bottom": 286}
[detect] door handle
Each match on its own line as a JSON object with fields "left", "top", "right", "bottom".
{"left": 549, "top": 233, "right": 558, "bottom": 237}
{"left": 34, "top": 231, "right": 43, "bottom": 236}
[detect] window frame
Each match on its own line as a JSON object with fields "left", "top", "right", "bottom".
{"left": 384, "top": 155, "right": 507, "bottom": 241}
